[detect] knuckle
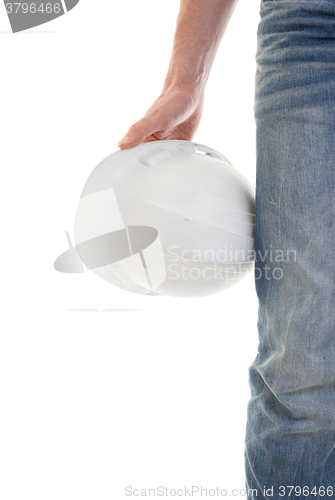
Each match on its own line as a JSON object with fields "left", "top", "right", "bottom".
{"left": 129, "top": 121, "right": 145, "bottom": 134}
{"left": 152, "top": 131, "right": 165, "bottom": 140}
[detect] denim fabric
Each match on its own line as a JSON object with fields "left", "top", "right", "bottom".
{"left": 245, "top": 1, "right": 335, "bottom": 498}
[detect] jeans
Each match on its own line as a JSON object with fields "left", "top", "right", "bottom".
{"left": 245, "top": 1, "right": 335, "bottom": 498}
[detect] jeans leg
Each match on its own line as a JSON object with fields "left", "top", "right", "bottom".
{"left": 245, "top": 1, "right": 335, "bottom": 498}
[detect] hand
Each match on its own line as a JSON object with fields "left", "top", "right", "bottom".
{"left": 117, "top": 84, "right": 204, "bottom": 149}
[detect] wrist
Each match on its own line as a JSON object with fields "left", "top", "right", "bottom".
{"left": 162, "top": 75, "right": 205, "bottom": 105}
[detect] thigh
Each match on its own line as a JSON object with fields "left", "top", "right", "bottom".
{"left": 254, "top": 0, "right": 335, "bottom": 406}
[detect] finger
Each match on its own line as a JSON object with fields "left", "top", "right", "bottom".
{"left": 117, "top": 116, "right": 166, "bottom": 149}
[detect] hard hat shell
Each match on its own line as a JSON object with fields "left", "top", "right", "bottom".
{"left": 74, "top": 140, "right": 255, "bottom": 298}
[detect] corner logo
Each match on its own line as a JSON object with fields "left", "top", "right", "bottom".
{"left": 54, "top": 188, "right": 167, "bottom": 296}
{"left": 4, "top": 0, "right": 80, "bottom": 33}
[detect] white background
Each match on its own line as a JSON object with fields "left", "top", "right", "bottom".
{"left": 0, "top": 1, "right": 260, "bottom": 499}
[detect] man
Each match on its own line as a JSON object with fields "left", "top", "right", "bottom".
{"left": 118, "top": 0, "right": 335, "bottom": 497}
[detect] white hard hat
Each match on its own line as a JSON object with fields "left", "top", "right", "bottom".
{"left": 73, "top": 140, "right": 255, "bottom": 298}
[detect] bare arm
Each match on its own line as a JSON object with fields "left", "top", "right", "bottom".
{"left": 118, "top": 0, "right": 239, "bottom": 149}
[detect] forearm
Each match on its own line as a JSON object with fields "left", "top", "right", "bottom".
{"left": 164, "top": 0, "right": 239, "bottom": 97}
{"left": 118, "top": 0, "right": 239, "bottom": 147}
